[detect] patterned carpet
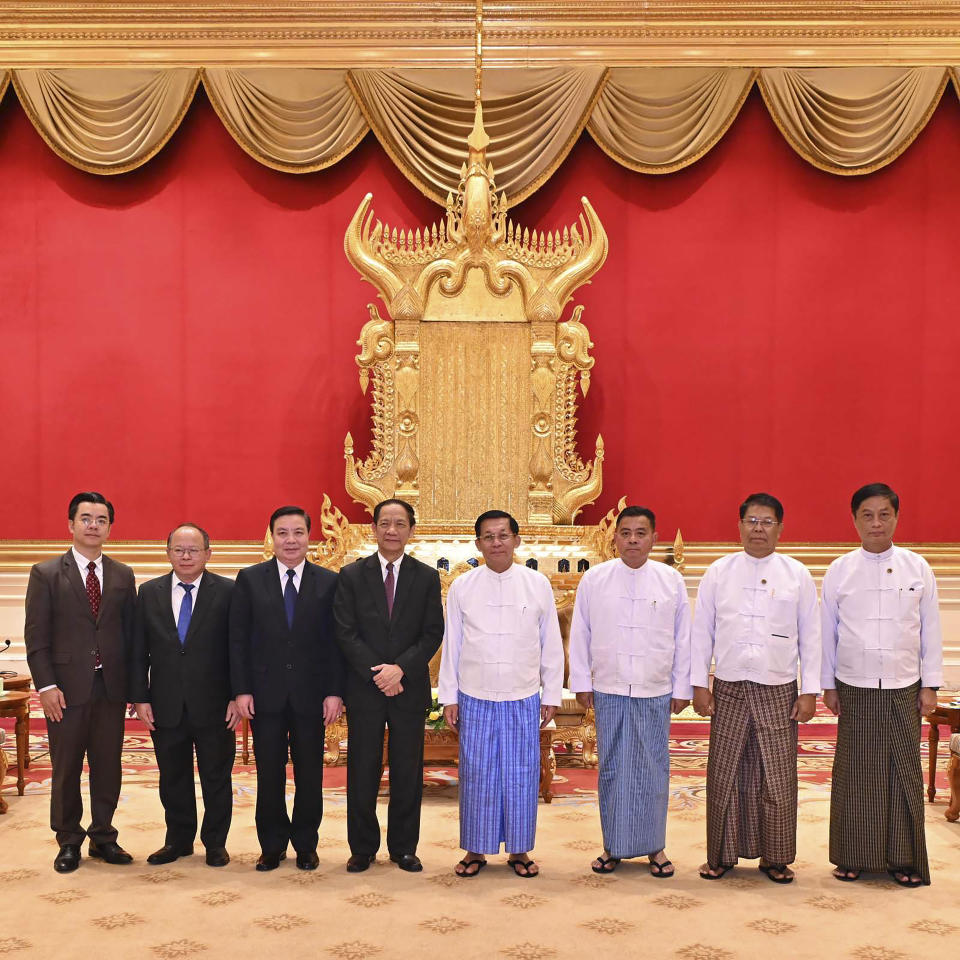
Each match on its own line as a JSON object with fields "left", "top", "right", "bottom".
{"left": 2, "top": 708, "right": 959, "bottom": 960}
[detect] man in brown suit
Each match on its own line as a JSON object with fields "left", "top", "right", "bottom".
{"left": 25, "top": 492, "right": 137, "bottom": 872}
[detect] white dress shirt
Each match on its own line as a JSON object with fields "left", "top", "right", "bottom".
{"left": 171, "top": 571, "right": 203, "bottom": 621}
{"left": 567, "top": 557, "right": 692, "bottom": 699}
{"left": 438, "top": 563, "right": 564, "bottom": 706}
{"left": 820, "top": 545, "right": 943, "bottom": 690}
{"left": 72, "top": 547, "right": 103, "bottom": 592}
{"left": 277, "top": 558, "right": 305, "bottom": 594}
{"left": 691, "top": 551, "right": 821, "bottom": 694}
{"left": 378, "top": 552, "right": 404, "bottom": 582}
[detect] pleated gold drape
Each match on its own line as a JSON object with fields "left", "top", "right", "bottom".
{"left": 346, "top": 67, "right": 607, "bottom": 205}
{"left": 12, "top": 68, "right": 199, "bottom": 174}
{"left": 588, "top": 67, "right": 755, "bottom": 173}
{"left": 203, "top": 68, "right": 368, "bottom": 173}
{"left": 4, "top": 65, "right": 960, "bottom": 195}
{"left": 757, "top": 67, "right": 949, "bottom": 174}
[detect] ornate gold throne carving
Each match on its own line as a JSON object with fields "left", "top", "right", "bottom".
{"left": 343, "top": 99, "right": 608, "bottom": 526}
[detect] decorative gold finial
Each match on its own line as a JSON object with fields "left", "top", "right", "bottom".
{"left": 467, "top": 0, "right": 489, "bottom": 158}
{"left": 475, "top": 0, "right": 483, "bottom": 105}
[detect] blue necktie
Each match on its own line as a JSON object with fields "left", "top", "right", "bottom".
{"left": 284, "top": 568, "right": 297, "bottom": 628}
{"left": 177, "top": 582, "right": 194, "bottom": 646}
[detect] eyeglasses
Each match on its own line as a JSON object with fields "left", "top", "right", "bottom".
{"left": 77, "top": 516, "right": 109, "bottom": 528}
{"left": 479, "top": 533, "right": 514, "bottom": 544}
{"left": 741, "top": 517, "right": 779, "bottom": 529}
{"left": 170, "top": 547, "right": 204, "bottom": 557}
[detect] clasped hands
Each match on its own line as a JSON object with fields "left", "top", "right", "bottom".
{"left": 371, "top": 662, "right": 404, "bottom": 696}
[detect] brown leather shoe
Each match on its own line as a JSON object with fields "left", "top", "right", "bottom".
{"left": 205, "top": 847, "right": 230, "bottom": 867}
{"left": 255, "top": 851, "right": 286, "bottom": 871}
{"left": 346, "top": 853, "right": 375, "bottom": 873}
{"left": 88, "top": 840, "right": 133, "bottom": 865}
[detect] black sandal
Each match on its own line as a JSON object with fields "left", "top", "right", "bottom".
{"left": 508, "top": 858, "right": 538, "bottom": 878}
{"left": 833, "top": 866, "right": 861, "bottom": 882}
{"left": 759, "top": 863, "right": 794, "bottom": 884}
{"left": 591, "top": 855, "right": 621, "bottom": 874}
{"left": 455, "top": 857, "right": 486, "bottom": 878}
{"left": 887, "top": 868, "right": 922, "bottom": 888}
{"left": 699, "top": 864, "right": 732, "bottom": 880}
{"left": 649, "top": 857, "right": 674, "bottom": 879}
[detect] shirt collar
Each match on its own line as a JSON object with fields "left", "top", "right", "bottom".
{"left": 72, "top": 547, "right": 102, "bottom": 570}
{"left": 615, "top": 557, "right": 648, "bottom": 573}
{"left": 482, "top": 563, "right": 515, "bottom": 580}
{"left": 378, "top": 552, "right": 404, "bottom": 575}
{"left": 277, "top": 558, "right": 306, "bottom": 580}
{"left": 859, "top": 544, "right": 895, "bottom": 562}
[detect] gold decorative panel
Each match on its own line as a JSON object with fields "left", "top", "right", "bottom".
{"left": 417, "top": 322, "right": 532, "bottom": 523}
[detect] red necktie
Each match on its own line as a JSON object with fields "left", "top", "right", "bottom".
{"left": 86, "top": 561, "right": 102, "bottom": 667}
{"left": 385, "top": 562, "right": 395, "bottom": 618}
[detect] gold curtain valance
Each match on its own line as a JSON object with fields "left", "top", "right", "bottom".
{"left": 4, "top": 65, "right": 960, "bottom": 192}
{"left": 12, "top": 68, "right": 199, "bottom": 174}
{"left": 203, "top": 68, "right": 368, "bottom": 173}
{"left": 757, "top": 67, "right": 949, "bottom": 175}
{"left": 588, "top": 67, "right": 755, "bottom": 174}
{"left": 346, "top": 67, "right": 607, "bottom": 205}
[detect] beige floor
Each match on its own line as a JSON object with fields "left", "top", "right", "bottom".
{"left": 1, "top": 774, "right": 959, "bottom": 960}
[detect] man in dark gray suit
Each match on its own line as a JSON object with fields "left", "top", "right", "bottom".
{"left": 24, "top": 491, "right": 137, "bottom": 873}
{"left": 334, "top": 499, "right": 444, "bottom": 873}
{"left": 230, "top": 505, "right": 345, "bottom": 871}
{"left": 129, "top": 523, "right": 239, "bottom": 868}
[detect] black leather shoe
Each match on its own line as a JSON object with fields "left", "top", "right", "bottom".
{"left": 147, "top": 843, "right": 194, "bottom": 865}
{"left": 88, "top": 840, "right": 133, "bottom": 864}
{"left": 296, "top": 850, "right": 319, "bottom": 871}
{"left": 255, "top": 851, "right": 286, "bottom": 872}
{"left": 205, "top": 847, "right": 230, "bottom": 867}
{"left": 54, "top": 844, "right": 81, "bottom": 873}
{"left": 346, "top": 853, "right": 375, "bottom": 873}
{"left": 391, "top": 853, "right": 423, "bottom": 873}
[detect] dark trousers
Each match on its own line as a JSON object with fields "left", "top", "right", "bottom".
{"left": 151, "top": 707, "right": 235, "bottom": 849}
{"left": 251, "top": 700, "right": 325, "bottom": 854}
{"left": 347, "top": 697, "right": 425, "bottom": 857}
{"left": 46, "top": 671, "right": 125, "bottom": 846}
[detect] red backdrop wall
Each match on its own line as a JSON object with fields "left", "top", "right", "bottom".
{"left": 2, "top": 87, "right": 959, "bottom": 542}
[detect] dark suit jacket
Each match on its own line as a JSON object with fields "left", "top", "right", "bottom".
{"left": 128, "top": 570, "right": 234, "bottom": 728}
{"left": 229, "top": 559, "right": 345, "bottom": 716}
{"left": 24, "top": 551, "right": 136, "bottom": 705}
{"left": 334, "top": 553, "right": 444, "bottom": 713}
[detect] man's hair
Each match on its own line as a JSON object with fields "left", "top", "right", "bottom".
{"left": 739, "top": 492, "right": 784, "bottom": 523}
{"left": 68, "top": 491, "right": 114, "bottom": 524}
{"left": 269, "top": 505, "right": 311, "bottom": 534}
{"left": 615, "top": 505, "right": 656, "bottom": 531}
{"left": 474, "top": 510, "right": 519, "bottom": 538}
{"left": 373, "top": 498, "right": 416, "bottom": 526}
{"left": 166, "top": 523, "right": 211, "bottom": 550}
{"left": 851, "top": 482, "right": 899, "bottom": 516}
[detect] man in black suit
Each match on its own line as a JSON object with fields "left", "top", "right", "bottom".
{"left": 24, "top": 491, "right": 137, "bottom": 873}
{"left": 230, "top": 505, "right": 345, "bottom": 871}
{"left": 129, "top": 523, "right": 239, "bottom": 868}
{"left": 334, "top": 499, "right": 444, "bottom": 873}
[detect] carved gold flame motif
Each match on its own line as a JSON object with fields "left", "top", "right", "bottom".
{"left": 343, "top": 3, "right": 609, "bottom": 526}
